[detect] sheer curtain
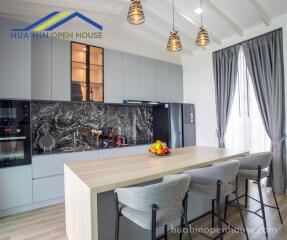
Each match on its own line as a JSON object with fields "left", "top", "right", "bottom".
{"left": 225, "top": 47, "right": 271, "bottom": 153}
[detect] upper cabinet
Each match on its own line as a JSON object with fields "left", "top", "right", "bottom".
{"left": 122, "top": 53, "right": 141, "bottom": 100}
{"left": 52, "top": 39, "right": 71, "bottom": 101}
{"left": 31, "top": 38, "right": 70, "bottom": 101}
{"left": 104, "top": 50, "right": 123, "bottom": 103}
{"left": 156, "top": 61, "right": 172, "bottom": 103}
{"left": 140, "top": 57, "right": 156, "bottom": 101}
{"left": 31, "top": 39, "right": 52, "bottom": 100}
{"left": 0, "top": 18, "right": 31, "bottom": 100}
{"left": 170, "top": 64, "right": 183, "bottom": 103}
{"left": 104, "top": 51, "right": 183, "bottom": 103}
{"left": 71, "top": 42, "right": 104, "bottom": 102}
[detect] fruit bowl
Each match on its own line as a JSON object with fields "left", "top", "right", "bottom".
{"left": 149, "top": 140, "right": 171, "bottom": 156}
{"left": 149, "top": 149, "right": 171, "bottom": 156}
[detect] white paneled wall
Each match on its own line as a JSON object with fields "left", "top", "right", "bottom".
{"left": 0, "top": 14, "right": 181, "bottom": 65}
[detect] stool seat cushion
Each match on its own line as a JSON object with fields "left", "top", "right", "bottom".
{"left": 238, "top": 169, "right": 268, "bottom": 180}
{"left": 189, "top": 183, "right": 234, "bottom": 199}
{"left": 120, "top": 205, "right": 184, "bottom": 230}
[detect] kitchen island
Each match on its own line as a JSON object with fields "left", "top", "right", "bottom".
{"left": 64, "top": 146, "right": 248, "bottom": 240}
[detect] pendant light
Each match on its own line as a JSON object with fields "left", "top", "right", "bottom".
{"left": 127, "top": 0, "right": 145, "bottom": 25}
{"left": 167, "top": 0, "right": 182, "bottom": 52}
{"left": 196, "top": 0, "right": 209, "bottom": 47}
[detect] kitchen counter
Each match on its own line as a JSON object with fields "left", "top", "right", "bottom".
{"left": 64, "top": 146, "right": 248, "bottom": 240}
{"left": 33, "top": 141, "right": 152, "bottom": 156}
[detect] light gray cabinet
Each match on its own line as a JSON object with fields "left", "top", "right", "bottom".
{"left": 31, "top": 38, "right": 52, "bottom": 100}
{"left": 32, "top": 154, "right": 64, "bottom": 179}
{"left": 0, "top": 166, "right": 32, "bottom": 211}
{"left": 0, "top": 17, "right": 31, "bottom": 100}
{"left": 33, "top": 175, "right": 64, "bottom": 202}
{"left": 122, "top": 53, "right": 141, "bottom": 100}
{"left": 104, "top": 50, "right": 123, "bottom": 103}
{"left": 140, "top": 57, "right": 156, "bottom": 101}
{"left": 31, "top": 38, "right": 70, "bottom": 101}
{"left": 104, "top": 51, "right": 183, "bottom": 103}
{"left": 156, "top": 61, "right": 172, "bottom": 103}
{"left": 52, "top": 38, "right": 71, "bottom": 101}
{"left": 170, "top": 64, "right": 183, "bottom": 103}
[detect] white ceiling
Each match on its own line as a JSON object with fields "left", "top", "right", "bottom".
{"left": 1, "top": 0, "right": 287, "bottom": 57}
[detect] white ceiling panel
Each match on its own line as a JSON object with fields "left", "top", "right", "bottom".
{"left": 211, "top": 0, "right": 262, "bottom": 29}
{"left": 256, "top": 0, "right": 287, "bottom": 19}
{"left": 1, "top": 0, "right": 287, "bottom": 56}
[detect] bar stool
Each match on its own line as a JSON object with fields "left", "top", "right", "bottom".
{"left": 236, "top": 152, "right": 283, "bottom": 238}
{"left": 114, "top": 174, "right": 191, "bottom": 240}
{"left": 184, "top": 160, "right": 249, "bottom": 240}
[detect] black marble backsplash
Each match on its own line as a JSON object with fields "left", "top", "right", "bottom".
{"left": 31, "top": 101, "right": 153, "bottom": 154}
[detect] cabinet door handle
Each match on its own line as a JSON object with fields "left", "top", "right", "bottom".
{"left": 0, "top": 136, "right": 27, "bottom": 141}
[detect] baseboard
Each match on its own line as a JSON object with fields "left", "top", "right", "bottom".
{"left": 0, "top": 197, "right": 64, "bottom": 217}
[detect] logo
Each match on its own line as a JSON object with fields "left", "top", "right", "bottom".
{"left": 11, "top": 11, "right": 103, "bottom": 40}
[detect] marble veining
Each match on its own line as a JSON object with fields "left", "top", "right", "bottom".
{"left": 31, "top": 101, "right": 153, "bottom": 154}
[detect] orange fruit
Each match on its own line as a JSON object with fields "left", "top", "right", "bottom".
{"left": 150, "top": 147, "right": 156, "bottom": 153}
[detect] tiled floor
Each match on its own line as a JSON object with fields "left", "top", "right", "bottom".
{"left": 0, "top": 183, "right": 286, "bottom": 240}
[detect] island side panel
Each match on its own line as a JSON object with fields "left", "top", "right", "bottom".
{"left": 64, "top": 165, "right": 98, "bottom": 240}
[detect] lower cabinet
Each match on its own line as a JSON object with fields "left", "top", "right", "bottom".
{"left": 33, "top": 175, "right": 64, "bottom": 203}
{"left": 0, "top": 166, "right": 32, "bottom": 211}
{"left": 31, "top": 145, "right": 150, "bottom": 204}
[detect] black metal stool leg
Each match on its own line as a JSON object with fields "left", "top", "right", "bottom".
{"left": 224, "top": 195, "right": 229, "bottom": 221}
{"left": 183, "top": 193, "right": 192, "bottom": 240}
{"left": 270, "top": 163, "right": 283, "bottom": 224}
{"left": 212, "top": 199, "right": 215, "bottom": 228}
{"left": 179, "top": 217, "right": 184, "bottom": 240}
{"left": 235, "top": 176, "right": 249, "bottom": 240}
{"left": 270, "top": 177, "right": 283, "bottom": 224}
{"left": 114, "top": 193, "right": 120, "bottom": 240}
{"left": 216, "top": 181, "right": 223, "bottom": 240}
{"left": 245, "top": 179, "right": 249, "bottom": 208}
{"left": 164, "top": 225, "right": 168, "bottom": 240}
{"left": 257, "top": 166, "right": 268, "bottom": 238}
{"left": 152, "top": 204, "right": 157, "bottom": 240}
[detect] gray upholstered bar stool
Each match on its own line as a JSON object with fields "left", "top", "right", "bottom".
{"left": 184, "top": 160, "right": 248, "bottom": 240}
{"left": 114, "top": 174, "right": 191, "bottom": 240}
{"left": 236, "top": 152, "right": 283, "bottom": 238}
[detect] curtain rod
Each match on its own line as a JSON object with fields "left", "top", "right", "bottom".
{"left": 212, "top": 27, "right": 282, "bottom": 54}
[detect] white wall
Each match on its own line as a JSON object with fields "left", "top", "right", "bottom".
{"left": 182, "top": 13, "right": 287, "bottom": 148}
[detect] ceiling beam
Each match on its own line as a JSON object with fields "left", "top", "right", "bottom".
{"left": 143, "top": 7, "right": 198, "bottom": 45}
{"left": 205, "top": 0, "right": 244, "bottom": 36}
{"left": 15, "top": 0, "right": 119, "bottom": 16}
{"left": 121, "top": 23, "right": 179, "bottom": 56}
{"left": 109, "top": 0, "right": 199, "bottom": 52}
{"left": 247, "top": 0, "right": 271, "bottom": 26}
{"left": 160, "top": 0, "right": 222, "bottom": 45}
{"left": 112, "top": 0, "right": 199, "bottom": 44}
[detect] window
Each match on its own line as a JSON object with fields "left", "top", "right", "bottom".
{"left": 71, "top": 42, "right": 104, "bottom": 102}
{"left": 225, "top": 48, "right": 271, "bottom": 153}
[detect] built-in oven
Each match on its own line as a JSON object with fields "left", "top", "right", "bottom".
{"left": 0, "top": 100, "right": 31, "bottom": 168}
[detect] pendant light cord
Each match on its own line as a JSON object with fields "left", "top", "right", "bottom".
{"left": 200, "top": 0, "right": 203, "bottom": 27}
{"left": 172, "top": 0, "right": 175, "bottom": 30}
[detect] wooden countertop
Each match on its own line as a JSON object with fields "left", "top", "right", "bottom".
{"left": 65, "top": 146, "right": 248, "bottom": 193}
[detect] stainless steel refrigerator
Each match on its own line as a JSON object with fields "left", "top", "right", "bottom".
{"left": 152, "top": 103, "right": 196, "bottom": 149}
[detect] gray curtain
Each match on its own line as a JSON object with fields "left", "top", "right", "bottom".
{"left": 242, "top": 29, "right": 286, "bottom": 194}
{"left": 213, "top": 45, "right": 240, "bottom": 148}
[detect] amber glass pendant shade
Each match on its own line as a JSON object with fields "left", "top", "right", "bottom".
{"left": 196, "top": 26, "right": 209, "bottom": 47}
{"left": 127, "top": 0, "right": 145, "bottom": 25}
{"left": 167, "top": 30, "right": 182, "bottom": 52}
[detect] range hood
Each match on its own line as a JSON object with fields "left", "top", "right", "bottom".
{"left": 122, "top": 100, "right": 161, "bottom": 105}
